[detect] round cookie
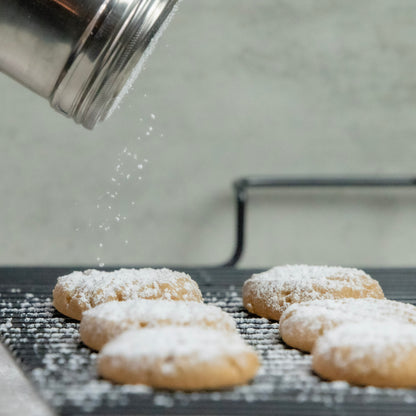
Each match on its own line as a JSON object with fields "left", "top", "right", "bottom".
{"left": 280, "top": 298, "right": 416, "bottom": 352}
{"left": 242, "top": 265, "right": 384, "bottom": 321}
{"left": 312, "top": 322, "right": 416, "bottom": 388}
{"left": 53, "top": 268, "right": 202, "bottom": 320}
{"left": 80, "top": 299, "right": 237, "bottom": 350}
{"left": 97, "top": 326, "right": 260, "bottom": 390}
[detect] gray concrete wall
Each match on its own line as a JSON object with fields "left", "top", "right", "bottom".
{"left": 1, "top": 0, "right": 416, "bottom": 268}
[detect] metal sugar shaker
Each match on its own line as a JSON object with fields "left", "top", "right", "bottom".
{"left": 0, "top": 0, "right": 178, "bottom": 129}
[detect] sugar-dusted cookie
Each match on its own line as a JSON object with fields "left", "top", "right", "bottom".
{"left": 80, "top": 299, "right": 237, "bottom": 350}
{"left": 312, "top": 322, "right": 416, "bottom": 388}
{"left": 98, "top": 326, "right": 260, "bottom": 390}
{"left": 53, "top": 268, "right": 202, "bottom": 320}
{"left": 242, "top": 265, "right": 384, "bottom": 321}
{"left": 280, "top": 298, "right": 416, "bottom": 352}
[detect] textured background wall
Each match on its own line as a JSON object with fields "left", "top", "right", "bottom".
{"left": 1, "top": 0, "right": 416, "bottom": 268}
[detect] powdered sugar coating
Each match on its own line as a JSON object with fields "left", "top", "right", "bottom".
{"left": 312, "top": 322, "right": 416, "bottom": 387}
{"left": 315, "top": 322, "right": 416, "bottom": 363}
{"left": 53, "top": 268, "right": 202, "bottom": 320}
{"left": 281, "top": 298, "right": 416, "bottom": 352}
{"left": 100, "top": 326, "right": 254, "bottom": 362}
{"left": 243, "top": 265, "right": 384, "bottom": 321}
{"left": 80, "top": 299, "right": 236, "bottom": 350}
{"left": 98, "top": 326, "right": 260, "bottom": 389}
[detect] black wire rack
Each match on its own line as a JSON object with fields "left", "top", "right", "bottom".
{"left": 2, "top": 267, "right": 416, "bottom": 416}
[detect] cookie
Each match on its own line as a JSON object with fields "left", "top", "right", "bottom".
{"left": 80, "top": 299, "right": 237, "bottom": 350}
{"left": 312, "top": 322, "right": 416, "bottom": 387}
{"left": 53, "top": 268, "right": 202, "bottom": 320}
{"left": 98, "top": 326, "right": 260, "bottom": 390}
{"left": 280, "top": 298, "right": 416, "bottom": 352}
{"left": 242, "top": 265, "right": 384, "bottom": 321}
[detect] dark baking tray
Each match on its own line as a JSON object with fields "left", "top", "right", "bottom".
{"left": 1, "top": 267, "right": 416, "bottom": 416}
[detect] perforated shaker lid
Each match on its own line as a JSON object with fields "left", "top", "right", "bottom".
{"left": 51, "top": 0, "right": 179, "bottom": 129}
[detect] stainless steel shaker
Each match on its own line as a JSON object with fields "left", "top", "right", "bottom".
{"left": 0, "top": 0, "right": 178, "bottom": 129}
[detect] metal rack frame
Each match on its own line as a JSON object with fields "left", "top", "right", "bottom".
{"left": 223, "top": 176, "right": 416, "bottom": 267}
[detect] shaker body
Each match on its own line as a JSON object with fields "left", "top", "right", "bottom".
{"left": 0, "top": 0, "right": 178, "bottom": 129}
{"left": 0, "top": 0, "right": 103, "bottom": 98}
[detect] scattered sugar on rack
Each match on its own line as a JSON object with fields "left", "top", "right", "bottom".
{"left": 1, "top": 286, "right": 416, "bottom": 413}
